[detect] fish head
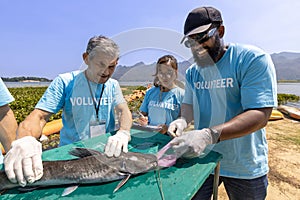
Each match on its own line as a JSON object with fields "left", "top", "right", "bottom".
{"left": 118, "top": 152, "right": 158, "bottom": 174}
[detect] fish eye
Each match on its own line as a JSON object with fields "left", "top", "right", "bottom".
{"left": 129, "top": 156, "right": 138, "bottom": 161}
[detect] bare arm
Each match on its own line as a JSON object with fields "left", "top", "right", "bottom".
{"left": 115, "top": 102, "right": 132, "bottom": 132}
{"left": 180, "top": 103, "right": 194, "bottom": 125}
{"left": 17, "top": 108, "right": 53, "bottom": 139}
{"left": 181, "top": 102, "right": 272, "bottom": 141}
{"left": 213, "top": 107, "right": 272, "bottom": 141}
{"left": 0, "top": 105, "right": 18, "bottom": 151}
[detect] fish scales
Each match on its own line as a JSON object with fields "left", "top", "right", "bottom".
{"left": 0, "top": 148, "right": 158, "bottom": 192}
{"left": 40, "top": 156, "right": 123, "bottom": 184}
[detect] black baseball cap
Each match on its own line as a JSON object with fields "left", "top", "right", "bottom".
{"left": 180, "top": 6, "right": 223, "bottom": 43}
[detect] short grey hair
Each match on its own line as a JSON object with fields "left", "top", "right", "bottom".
{"left": 86, "top": 35, "right": 119, "bottom": 60}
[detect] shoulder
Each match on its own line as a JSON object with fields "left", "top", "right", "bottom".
{"left": 54, "top": 70, "right": 82, "bottom": 84}
{"left": 172, "top": 87, "right": 185, "bottom": 96}
{"left": 186, "top": 63, "right": 198, "bottom": 72}
{"left": 146, "top": 86, "right": 159, "bottom": 94}
{"left": 227, "top": 43, "right": 274, "bottom": 71}
{"left": 104, "top": 78, "right": 120, "bottom": 89}
{"left": 57, "top": 70, "right": 81, "bottom": 81}
{"left": 144, "top": 87, "right": 159, "bottom": 98}
{"left": 48, "top": 70, "right": 82, "bottom": 91}
{"left": 0, "top": 79, "right": 14, "bottom": 105}
{"left": 229, "top": 43, "right": 269, "bottom": 58}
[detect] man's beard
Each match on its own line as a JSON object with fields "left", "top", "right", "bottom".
{"left": 192, "top": 36, "right": 223, "bottom": 67}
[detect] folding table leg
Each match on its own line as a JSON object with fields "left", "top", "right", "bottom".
{"left": 212, "top": 161, "right": 220, "bottom": 200}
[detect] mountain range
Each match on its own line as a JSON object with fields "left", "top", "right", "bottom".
{"left": 112, "top": 52, "right": 300, "bottom": 81}
{"left": 270, "top": 52, "right": 300, "bottom": 80}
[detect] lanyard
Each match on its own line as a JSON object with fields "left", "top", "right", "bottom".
{"left": 85, "top": 72, "right": 105, "bottom": 120}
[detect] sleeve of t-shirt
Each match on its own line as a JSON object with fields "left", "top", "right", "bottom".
{"left": 35, "top": 76, "right": 66, "bottom": 113}
{"left": 0, "top": 79, "right": 14, "bottom": 106}
{"left": 114, "top": 82, "right": 126, "bottom": 105}
{"left": 240, "top": 53, "right": 277, "bottom": 110}
{"left": 182, "top": 68, "right": 194, "bottom": 105}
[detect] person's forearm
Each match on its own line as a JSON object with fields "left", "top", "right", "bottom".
{"left": 180, "top": 103, "right": 194, "bottom": 124}
{"left": 213, "top": 107, "right": 272, "bottom": 141}
{"left": 118, "top": 106, "right": 133, "bottom": 131}
{"left": 0, "top": 106, "right": 18, "bottom": 151}
{"left": 17, "top": 109, "right": 51, "bottom": 139}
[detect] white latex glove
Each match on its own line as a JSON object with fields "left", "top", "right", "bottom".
{"left": 167, "top": 118, "right": 187, "bottom": 137}
{"left": 4, "top": 136, "right": 43, "bottom": 187}
{"left": 104, "top": 130, "right": 131, "bottom": 157}
{"left": 170, "top": 128, "right": 220, "bottom": 158}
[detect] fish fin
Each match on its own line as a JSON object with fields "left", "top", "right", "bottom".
{"left": 18, "top": 186, "right": 39, "bottom": 192}
{"left": 0, "top": 189, "right": 7, "bottom": 195}
{"left": 113, "top": 175, "right": 131, "bottom": 193}
{"left": 69, "top": 147, "right": 103, "bottom": 158}
{"left": 61, "top": 185, "right": 79, "bottom": 196}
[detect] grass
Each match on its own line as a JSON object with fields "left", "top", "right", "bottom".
{"left": 280, "top": 134, "right": 300, "bottom": 146}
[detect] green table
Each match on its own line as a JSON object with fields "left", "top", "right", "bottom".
{"left": 0, "top": 129, "right": 222, "bottom": 200}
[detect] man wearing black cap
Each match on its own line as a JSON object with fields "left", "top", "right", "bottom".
{"left": 168, "top": 6, "right": 277, "bottom": 199}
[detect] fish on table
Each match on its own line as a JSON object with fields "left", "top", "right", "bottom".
{"left": 0, "top": 147, "right": 160, "bottom": 195}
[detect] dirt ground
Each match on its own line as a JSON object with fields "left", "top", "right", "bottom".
{"left": 218, "top": 116, "right": 300, "bottom": 200}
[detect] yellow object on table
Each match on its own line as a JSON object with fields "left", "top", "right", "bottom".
{"left": 269, "top": 109, "right": 284, "bottom": 121}
{"left": 42, "top": 119, "right": 63, "bottom": 136}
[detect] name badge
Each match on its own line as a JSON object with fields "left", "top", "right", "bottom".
{"left": 89, "top": 120, "right": 106, "bottom": 138}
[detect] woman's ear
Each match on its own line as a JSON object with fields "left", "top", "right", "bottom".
{"left": 82, "top": 52, "right": 89, "bottom": 65}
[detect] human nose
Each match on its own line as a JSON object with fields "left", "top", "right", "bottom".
{"left": 100, "top": 67, "right": 110, "bottom": 75}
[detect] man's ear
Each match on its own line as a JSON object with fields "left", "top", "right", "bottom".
{"left": 218, "top": 25, "right": 225, "bottom": 38}
{"left": 82, "top": 52, "right": 89, "bottom": 65}
{"left": 115, "top": 57, "right": 119, "bottom": 65}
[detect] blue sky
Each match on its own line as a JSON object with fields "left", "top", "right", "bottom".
{"left": 1, "top": 0, "right": 299, "bottom": 79}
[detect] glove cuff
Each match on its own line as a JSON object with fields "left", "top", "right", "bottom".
{"left": 207, "top": 128, "right": 221, "bottom": 144}
{"left": 117, "top": 130, "right": 131, "bottom": 141}
{"left": 178, "top": 117, "right": 188, "bottom": 129}
{"left": 11, "top": 136, "right": 39, "bottom": 147}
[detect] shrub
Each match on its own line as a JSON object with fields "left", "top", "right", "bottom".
{"left": 277, "top": 93, "right": 300, "bottom": 105}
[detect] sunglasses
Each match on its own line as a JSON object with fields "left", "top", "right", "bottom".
{"left": 184, "top": 27, "right": 218, "bottom": 48}
{"left": 158, "top": 71, "right": 174, "bottom": 79}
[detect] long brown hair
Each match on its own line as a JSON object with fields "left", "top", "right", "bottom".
{"left": 153, "top": 55, "right": 178, "bottom": 87}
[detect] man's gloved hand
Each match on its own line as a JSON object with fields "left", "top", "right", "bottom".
{"left": 4, "top": 136, "right": 43, "bottom": 187}
{"left": 170, "top": 128, "right": 220, "bottom": 158}
{"left": 104, "top": 130, "right": 131, "bottom": 157}
{"left": 167, "top": 118, "right": 187, "bottom": 137}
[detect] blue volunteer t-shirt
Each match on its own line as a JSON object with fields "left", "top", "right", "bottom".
{"left": 140, "top": 86, "right": 184, "bottom": 126}
{"left": 36, "top": 71, "right": 126, "bottom": 146}
{"left": 0, "top": 78, "right": 15, "bottom": 164}
{"left": 183, "top": 43, "right": 277, "bottom": 179}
